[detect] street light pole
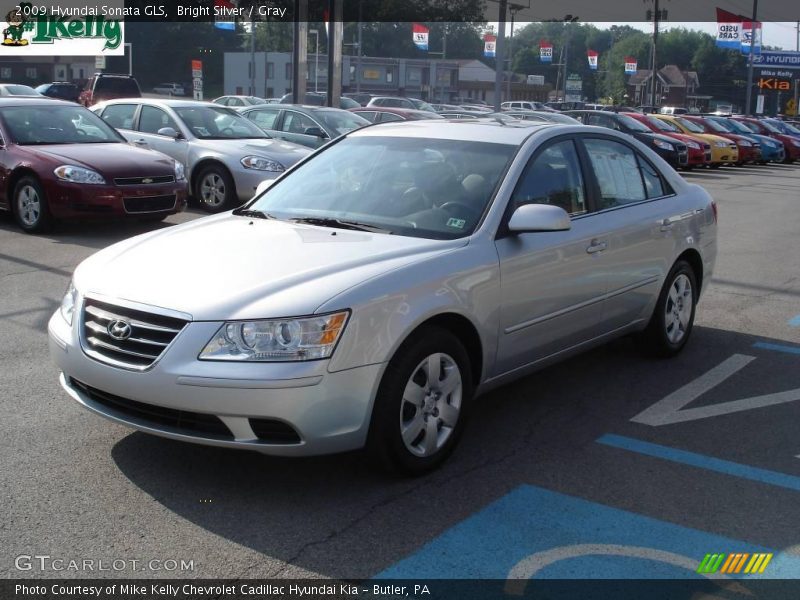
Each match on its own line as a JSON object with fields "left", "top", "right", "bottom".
{"left": 744, "top": 0, "right": 758, "bottom": 116}
{"left": 650, "top": 0, "right": 659, "bottom": 108}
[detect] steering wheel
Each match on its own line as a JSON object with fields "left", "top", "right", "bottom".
{"left": 219, "top": 127, "right": 235, "bottom": 137}
{"left": 75, "top": 128, "right": 87, "bottom": 136}
{"left": 438, "top": 201, "right": 479, "bottom": 217}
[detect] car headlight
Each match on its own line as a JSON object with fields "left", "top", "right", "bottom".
{"left": 174, "top": 161, "right": 186, "bottom": 181}
{"left": 60, "top": 280, "right": 77, "bottom": 326}
{"left": 653, "top": 139, "right": 674, "bottom": 151}
{"left": 685, "top": 141, "right": 700, "bottom": 149}
{"left": 241, "top": 155, "right": 285, "bottom": 172}
{"left": 715, "top": 141, "right": 728, "bottom": 148}
{"left": 54, "top": 165, "right": 105, "bottom": 184}
{"left": 199, "top": 311, "right": 349, "bottom": 362}
{"left": 737, "top": 140, "right": 752, "bottom": 147}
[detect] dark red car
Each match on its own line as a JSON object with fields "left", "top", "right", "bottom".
{"left": 349, "top": 106, "right": 444, "bottom": 123}
{"left": 0, "top": 98, "right": 187, "bottom": 233}
{"left": 680, "top": 115, "right": 761, "bottom": 165}
{"left": 622, "top": 112, "right": 709, "bottom": 169}
{"left": 732, "top": 117, "right": 799, "bottom": 163}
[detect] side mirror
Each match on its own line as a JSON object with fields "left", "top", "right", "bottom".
{"left": 254, "top": 179, "right": 274, "bottom": 197}
{"left": 157, "top": 127, "right": 181, "bottom": 139}
{"left": 303, "top": 126, "right": 328, "bottom": 138}
{"left": 508, "top": 204, "right": 571, "bottom": 233}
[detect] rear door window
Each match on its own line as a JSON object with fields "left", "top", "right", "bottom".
{"left": 95, "top": 77, "right": 140, "bottom": 96}
{"left": 99, "top": 103, "right": 137, "bottom": 130}
{"left": 138, "top": 105, "right": 178, "bottom": 135}
{"left": 583, "top": 138, "right": 648, "bottom": 208}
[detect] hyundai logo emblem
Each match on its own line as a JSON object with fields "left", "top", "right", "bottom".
{"left": 107, "top": 319, "right": 132, "bottom": 341}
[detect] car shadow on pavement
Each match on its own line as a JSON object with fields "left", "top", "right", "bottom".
{"left": 110, "top": 325, "right": 800, "bottom": 578}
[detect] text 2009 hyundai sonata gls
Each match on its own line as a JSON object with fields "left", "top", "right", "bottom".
{"left": 49, "top": 120, "right": 717, "bottom": 473}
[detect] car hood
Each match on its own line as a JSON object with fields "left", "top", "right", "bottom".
{"left": 21, "top": 142, "right": 176, "bottom": 176}
{"left": 192, "top": 138, "right": 311, "bottom": 166}
{"left": 74, "top": 214, "right": 466, "bottom": 321}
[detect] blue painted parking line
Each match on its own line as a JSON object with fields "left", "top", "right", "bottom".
{"left": 597, "top": 434, "right": 800, "bottom": 493}
{"left": 752, "top": 342, "right": 800, "bottom": 356}
{"left": 375, "top": 485, "right": 800, "bottom": 580}
{"left": 788, "top": 314, "right": 800, "bottom": 328}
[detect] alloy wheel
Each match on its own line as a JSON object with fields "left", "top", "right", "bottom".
{"left": 664, "top": 273, "right": 693, "bottom": 344}
{"left": 200, "top": 173, "right": 226, "bottom": 207}
{"left": 17, "top": 185, "right": 41, "bottom": 227}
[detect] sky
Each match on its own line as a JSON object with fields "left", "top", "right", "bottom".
{"left": 503, "top": 21, "right": 800, "bottom": 52}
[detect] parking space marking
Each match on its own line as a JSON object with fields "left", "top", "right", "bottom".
{"left": 789, "top": 315, "right": 800, "bottom": 328}
{"left": 374, "top": 485, "right": 800, "bottom": 580}
{"left": 597, "top": 434, "right": 800, "bottom": 493}
{"left": 753, "top": 342, "right": 800, "bottom": 356}
{"left": 631, "top": 354, "right": 800, "bottom": 426}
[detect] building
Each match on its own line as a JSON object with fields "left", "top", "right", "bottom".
{"left": 224, "top": 52, "right": 549, "bottom": 104}
{"left": 0, "top": 56, "right": 95, "bottom": 87}
{"left": 626, "top": 65, "right": 701, "bottom": 108}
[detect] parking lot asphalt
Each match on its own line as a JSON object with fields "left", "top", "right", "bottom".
{"left": 2, "top": 163, "right": 800, "bottom": 581}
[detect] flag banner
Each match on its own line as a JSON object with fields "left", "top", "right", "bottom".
{"left": 539, "top": 40, "right": 553, "bottom": 63}
{"left": 624, "top": 57, "right": 637, "bottom": 74}
{"left": 715, "top": 7, "right": 743, "bottom": 50}
{"left": 484, "top": 34, "right": 496, "bottom": 58}
{"left": 587, "top": 49, "right": 598, "bottom": 70}
{"left": 214, "top": 0, "right": 236, "bottom": 30}
{"left": 741, "top": 20, "right": 762, "bottom": 55}
{"left": 412, "top": 23, "right": 429, "bottom": 51}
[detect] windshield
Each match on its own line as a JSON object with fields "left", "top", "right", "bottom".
{"left": 645, "top": 116, "right": 677, "bottom": 132}
{"left": 174, "top": 106, "right": 268, "bottom": 139}
{"left": 0, "top": 105, "right": 124, "bottom": 145}
{"left": 316, "top": 110, "right": 370, "bottom": 136}
{"left": 410, "top": 99, "right": 436, "bottom": 112}
{"left": 706, "top": 118, "right": 733, "bottom": 133}
{"left": 778, "top": 121, "right": 800, "bottom": 135}
{"left": 246, "top": 136, "right": 517, "bottom": 240}
{"left": 617, "top": 114, "right": 652, "bottom": 132}
{"left": 95, "top": 77, "right": 140, "bottom": 95}
{"left": 246, "top": 96, "right": 267, "bottom": 105}
{"left": 3, "top": 84, "right": 39, "bottom": 96}
{"left": 757, "top": 120, "right": 781, "bottom": 134}
{"left": 674, "top": 117, "right": 705, "bottom": 133}
{"left": 725, "top": 119, "right": 754, "bottom": 134}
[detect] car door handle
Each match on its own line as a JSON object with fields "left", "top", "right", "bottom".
{"left": 586, "top": 239, "right": 607, "bottom": 254}
{"left": 659, "top": 218, "right": 675, "bottom": 232}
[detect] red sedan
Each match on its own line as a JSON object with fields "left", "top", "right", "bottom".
{"left": 732, "top": 116, "right": 800, "bottom": 163}
{"left": 622, "top": 112, "right": 709, "bottom": 169}
{"left": 680, "top": 115, "right": 761, "bottom": 165}
{"left": 0, "top": 98, "right": 188, "bottom": 233}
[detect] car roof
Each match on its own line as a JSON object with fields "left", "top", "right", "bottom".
{"left": 99, "top": 98, "right": 224, "bottom": 109}
{"left": 350, "top": 119, "right": 555, "bottom": 144}
{"left": 0, "top": 97, "right": 73, "bottom": 107}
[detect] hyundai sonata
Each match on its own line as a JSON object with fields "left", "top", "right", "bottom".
{"left": 49, "top": 120, "right": 717, "bottom": 473}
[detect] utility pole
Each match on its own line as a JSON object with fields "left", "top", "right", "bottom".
{"left": 493, "top": 0, "right": 507, "bottom": 111}
{"left": 355, "top": 1, "right": 363, "bottom": 93}
{"left": 506, "top": 5, "right": 522, "bottom": 101}
{"left": 650, "top": 0, "right": 659, "bottom": 108}
{"left": 249, "top": 19, "right": 256, "bottom": 96}
{"left": 744, "top": 0, "right": 758, "bottom": 116}
{"left": 793, "top": 20, "right": 799, "bottom": 118}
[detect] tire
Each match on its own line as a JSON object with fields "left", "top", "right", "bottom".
{"left": 636, "top": 260, "right": 698, "bottom": 358}
{"left": 13, "top": 176, "right": 52, "bottom": 233}
{"left": 194, "top": 164, "right": 237, "bottom": 213}
{"left": 709, "top": 163, "right": 721, "bottom": 169}
{"left": 366, "top": 326, "right": 473, "bottom": 475}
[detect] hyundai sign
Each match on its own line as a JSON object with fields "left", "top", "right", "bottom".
{"left": 752, "top": 51, "right": 800, "bottom": 70}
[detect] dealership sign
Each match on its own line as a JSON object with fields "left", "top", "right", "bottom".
{"left": 752, "top": 51, "right": 800, "bottom": 70}
{"left": 0, "top": 4, "right": 124, "bottom": 55}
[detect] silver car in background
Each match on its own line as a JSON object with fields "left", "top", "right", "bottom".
{"left": 92, "top": 99, "right": 311, "bottom": 212}
{"left": 49, "top": 120, "right": 717, "bottom": 474}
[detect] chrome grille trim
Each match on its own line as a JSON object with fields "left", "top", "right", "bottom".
{"left": 81, "top": 298, "right": 188, "bottom": 371}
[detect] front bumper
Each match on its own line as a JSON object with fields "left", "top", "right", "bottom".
{"left": 48, "top": 309, "right": 384, "bottom": 457}
{"left": 45, "top": 180, "right": 188, "bottom": 220}
{"left": 230, "top": 167, "right": 282, "bottom": 203}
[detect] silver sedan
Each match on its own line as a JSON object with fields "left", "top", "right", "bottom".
{"left": 92, "top": 99, "right": 311, "bottom": 212}
{"left": 49, "top": 120, "right": 717, "bottom": 474}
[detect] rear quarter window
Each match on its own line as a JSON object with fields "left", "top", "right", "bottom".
{"left": 95, "top": 78, "right": 141, "bottom": 96}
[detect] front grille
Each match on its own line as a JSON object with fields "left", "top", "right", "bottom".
{"left": 71, "top": 379, "right": 233, "bottom": 440}
{"left": 82, "top": 298, "right": 187, "bottom": 369}
{"left": 123, "top": 194, "right": 177, "bottom": 214}
{"left": 115, "top": 175, "right": 175, "bottom": 186}
{"left": 249, "top": 418, "right": 302, "bottom": 444}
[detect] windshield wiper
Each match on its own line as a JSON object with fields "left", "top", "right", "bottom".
{"left": 289, "top": 217, "right": 392, "bottom": 234}
{"left": 232, "top": 208, "right": 275, "bottom": 220}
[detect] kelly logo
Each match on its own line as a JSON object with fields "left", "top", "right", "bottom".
{"left": 2, "top": 2, "right": 122, "bottom": 50}
{"left": 697, "top": 552, "right": 773, "bottom": 575}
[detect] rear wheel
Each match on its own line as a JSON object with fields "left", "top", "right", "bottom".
{"left": 194, "top": 164, "right": 237, "bottom": 213}
{"left": 13, "top": 176, "right": 51, "bottom": 234}
{"left": 366, "top": 326, "right": 473, "bottom": 475}
{"left": 636, "top": 260, "right": 697, "bottom": 358}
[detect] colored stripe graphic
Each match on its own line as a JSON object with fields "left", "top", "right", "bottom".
{"left": 697, "top": 553, "right": 773, "bottom": 574}
{"left": 697, "top": 553, "right": 726, "bottom": 573}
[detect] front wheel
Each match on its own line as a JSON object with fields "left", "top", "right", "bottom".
{"left": 194, "top": 165, "right": 237, "bottom": 213}
{"left": 636, "top": 260, "right": 698, "bottom": 358}
{"left": 366, "top": 326, "right": 473, "bottom": 475}
{"left": 13, "top": 176, "right": 52, "bottom": 233}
